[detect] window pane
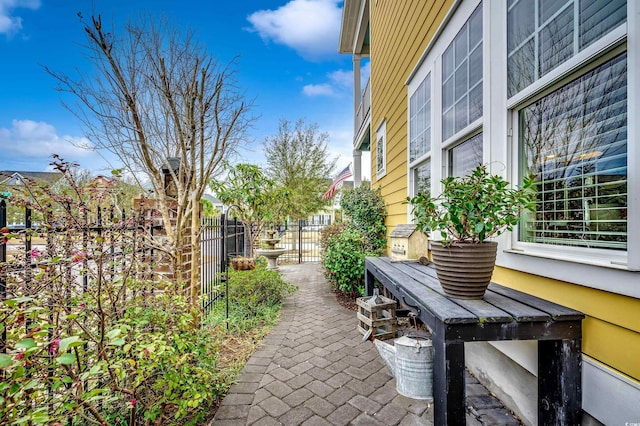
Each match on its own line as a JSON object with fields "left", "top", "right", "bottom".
{"left": 580, "top": 0, "right": 626, "bottom": 49}
{"left": 377, "top": 135, "right": 385, "bottom": 173}
{"left": 443, "top": 77, "right": 454, "bottom": 110}
{"left": 540, "top": 0, "right": 570, "bottom": 23}
{"left": 454, "top": 28, "right": 468, "bottom": 67}
{"left": 469, "top": 84, "right": 482, "bottom": 123}
{"left": 539, "top": 6, "right": 573, "bottom": 76}
{"left": 443, "top": 108, "right": 455, "bottom": 140}
{"left": 508, "top": 38, "right": 535, "bottom": 97}
{"left": 507, "top": 0, "right": 534, "bottom": 52}
{"left": 469, "top": 43, "right": 482, "bottom": 86}
{"left": 455, "top": 96, "right": 468, "bottom": 133}
{"left": 443, "top": 46, "right": 454, "bottom": 80}
{"left": 414, "top": 160, "right": 431, "bottom": 195}
{"left": 410, "top": 75, "right": 431, "bottom": 162}
{"left": 519, "top": 54, "right": 627, "bottom": 250}
{"left": 449, "top": 133, "right": 483, "bottom": 177}
{"left": 455, "top": 59, "right": 468, "bottom": 100}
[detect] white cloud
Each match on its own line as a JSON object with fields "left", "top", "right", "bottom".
{"left": 247, "top": 0, "right": 341, "bottom": 61}
{"left": 0, "top": 119, "right": 94, "bottom": 159}
{"left": 0, "top": 0, "right": 40, "bottom": 36}
{"left": 302, "top": 83, "right": 337, "bottom": 97}
{"left": 302, "top": 68, "right": 352, "bottom": 97}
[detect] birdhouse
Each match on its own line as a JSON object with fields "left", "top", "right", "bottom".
{"left": 389, "top": 224, "right": 428, "bottom": 262}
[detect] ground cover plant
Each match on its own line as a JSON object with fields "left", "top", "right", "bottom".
{"left": 0, "top": 159, "right": 296, "bottom": 425}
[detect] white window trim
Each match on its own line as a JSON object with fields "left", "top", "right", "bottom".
{"left": 376, "top": 119, "right": 386, "bottom": 179}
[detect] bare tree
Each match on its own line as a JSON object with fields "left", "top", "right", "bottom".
{"left": 263, "top": 118, "right": 337, "bottom": 220}
{"left": 46, "top": 14, "right": 253, "bottom": 304}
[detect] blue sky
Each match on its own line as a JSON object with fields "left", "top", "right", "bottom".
{"left": 0, "top": 0, "right": 370, "bottom": 178}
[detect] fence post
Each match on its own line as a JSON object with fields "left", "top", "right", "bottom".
{"left": 298, "top": 219, "right": 303, "bottom": 264}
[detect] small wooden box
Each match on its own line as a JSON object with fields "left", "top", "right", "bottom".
{"left": 356, "top": 295, "right": 397, "bottom": 340}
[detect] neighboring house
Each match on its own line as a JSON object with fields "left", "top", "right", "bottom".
{"left": 340, "top": 1, "right": 637, "bottom": 425}
{"left": 0, "top": 171, "right": 63, "bottom": 188}
{"left": 201, "top": 193, "right": 224, "bottom": 215}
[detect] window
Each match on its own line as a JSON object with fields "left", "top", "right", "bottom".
{"left": 449, "top": 133, "right": 483, "bottom": 177}
{"left": 518, "top": 53, "right": 627, "bottom": 250}
{"left": 507, "top": 0, "right": 626, "bottom": 97}
{"left": 410, "top": 75, "right": 431, "bottom": 162}
{"left": 442, "top": 4, "right": 482, "bottom": 140}
{"left": 376, "top": 120, "right": 386, "bottom": 179}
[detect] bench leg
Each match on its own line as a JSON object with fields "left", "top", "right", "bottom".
{"left": 365, "top": 268, "right": 374, "bottom": 296}
{"left": 538, "top": 338, "right": 582, "bottom": 425}
{"left": 433, "top": 328, "right": 466, "bottom": 426}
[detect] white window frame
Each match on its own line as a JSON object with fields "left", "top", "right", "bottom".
{"left": 376, "top": 119, "right": 387, "bottom": 179}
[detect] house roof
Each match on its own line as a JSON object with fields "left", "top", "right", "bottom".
{"left": 202, "top": 193, "right": 222, "bottom": 205}
{"left": 339, "top": 0, "right": 370, "bottom": 54}
{"left": 0, "top": 171, "right": 63, "bottom": 185}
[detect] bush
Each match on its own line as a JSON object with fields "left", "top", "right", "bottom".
{"left": 227, "top": 262, "right": 297, "bottom": 316}
{"left": 319, "top": 223, "right": 346, "bottom": 251}
{"left": 322, "top": 229, "right": 372, "bottom": 295}
{"left": 340, "top": 185, "right": 387, "bottom": 254}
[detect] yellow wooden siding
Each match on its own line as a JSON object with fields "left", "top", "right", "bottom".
{"left": 370, "top": 0, "right": 453, "bottom": 234}
{"left": 493, "top": 266, "right": 640, "bottom": 381}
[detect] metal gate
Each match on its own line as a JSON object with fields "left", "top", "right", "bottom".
{"left": 277, "top": 219, "right": 323, "bottom": 264}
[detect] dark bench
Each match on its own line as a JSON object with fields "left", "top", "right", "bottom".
{"left": 365, "top": 257, "right": 584, "bottom": 426}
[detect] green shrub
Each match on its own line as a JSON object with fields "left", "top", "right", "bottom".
{"left": 319, "top": 223, "right": 346, "bottom": 251}
{"left": 322, "top": 229, "right": 372, "bottom": 295}
{"left": 340, "top": 185, "right": 387, "bottom": 254}
{"left": 227, "top": 263, "right": 297, "bottom": 316}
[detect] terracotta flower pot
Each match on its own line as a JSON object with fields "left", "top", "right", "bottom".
{"left": 429, "top": 241, "right": 498, "bottom": 299}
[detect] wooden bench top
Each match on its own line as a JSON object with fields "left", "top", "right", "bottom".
{"left": 365, "top": 256, "right": 584, "bottom": 329}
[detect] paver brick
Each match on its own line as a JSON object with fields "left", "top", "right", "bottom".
{"left": 326, "top": 385, "right": 357, "bottom": 406}
{"left": 348, "top": 394, "right": 382, "bottom": 415}
{"left": 247, "top": 405, "right": 267, "bottom": 424}
{"left": 326, "top": 404, "right": 360, "bottom": 426}
{"left": 301, "top": 415, "right": 333, "bottom": 426}
{"left": 325, "top": 371, "right": 351, "bottom": 389}
{"left": 220, "top": 393, "right": 254, "bottom": 405}
{"left": 270, "top": 367, "right": 296, "bottom": 382}
{"left": 229, "top": 381, "right": 260, "bottom": 394}
{"left": 287, "top": 373, "right": 314, "bottom": 390}
{"left": 307, "top": 366, "right": 333, "bottom": 381}
{"left": 259, "top": 395, "right": 291, "bottom": 417}
{"left": 306, "top": 380, "right": 334, "bottom": 398}
{"left": 264, "top": 380, "right": 294, "bottom": 398}
{"left": 214, "top": 405, "right": 251, "bottom": 420}
{"left": 282, "top": 388, "right": 314, "bottom": 407}
{"left": 278, "top": 406, "right": 313, "bottom": 426}
{"left": 304, "top": 395, "right": 337, "bottom": 417}
{"left": 351, "top": 413, "right": 387, "bottom": 426}
{"left": 289, "top": 361, "right": 314, "bottom": 375}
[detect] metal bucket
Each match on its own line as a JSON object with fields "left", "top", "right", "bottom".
{"left": 375, "top": 335, "right": 433, "bottom": 400}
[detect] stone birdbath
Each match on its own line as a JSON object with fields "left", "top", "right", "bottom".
{"left": 255, "top": 229, "right": 286, "bottom": 271}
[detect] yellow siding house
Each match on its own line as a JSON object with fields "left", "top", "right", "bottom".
{"left": 340, "top": 1, "right": 639, "bottom": 424}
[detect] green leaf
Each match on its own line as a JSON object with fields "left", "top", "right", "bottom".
{"left": 16, "top": 338, "right": 36, "bottom": 349}
{"left": 106, "top": 329, "right": 121, "bottom": 339}
{"left": 56, "top": 353, "right": 76, "bottom": 365}
{"left": 59, "top": 336, "right": 83, "bottom": 352}
{"left": 0, "top": 354, "right": 13, "bottom": 368}
{"left": 474, "top": 223, "right": 485, "bottom": 233}
{"left": 109, "top": 338, "right": 125, "bottom": 347}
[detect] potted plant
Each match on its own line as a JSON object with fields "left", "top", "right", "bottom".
{"left": 407, "top": 165, "right": 535, "bottom": 299}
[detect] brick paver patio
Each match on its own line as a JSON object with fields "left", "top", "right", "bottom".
{"left": 211, "top": 263, "right": 520, "bottom": 426}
